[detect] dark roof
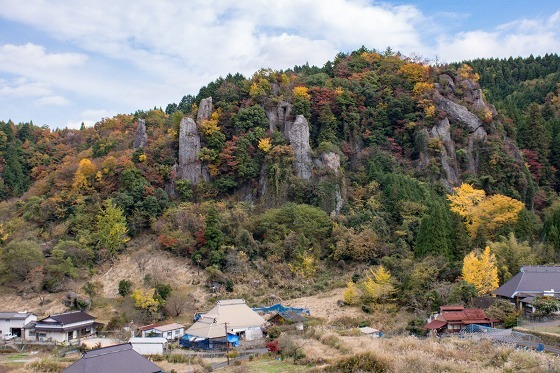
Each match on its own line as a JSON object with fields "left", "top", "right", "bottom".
{"left": 493, "top": 266, "right": 560, "bottom": 298}
{"left": 280, "top": 311, "right": 307, "bottom": 322}
{"left": 22, "top": 321, "right": 36, "bottom": 329}
{"left": 40, "top": 311, "right": 95, "bottom": 325}
{"left": 62, "top": 343, "right": 162, "bottom": 373}
{"left": 0, "top": 312, "right": 35, "bottom": 320}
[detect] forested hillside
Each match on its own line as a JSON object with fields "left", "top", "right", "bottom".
{"left": 0, "top": 48, "right": 559, "bottom": 324}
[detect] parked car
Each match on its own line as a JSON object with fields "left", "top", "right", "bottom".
{"left": 3, "top": 334, "right": 16, "bottom": 341}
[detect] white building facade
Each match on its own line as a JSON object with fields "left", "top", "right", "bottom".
{"left": 0, "top": 312, "right": 36, "bottom": 339}
{"left": 25, "top": 311, "right": 97, "bottom": 342}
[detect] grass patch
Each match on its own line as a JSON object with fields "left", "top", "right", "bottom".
{"left": 229, "top": 357, "right": 311, "bottom": 372}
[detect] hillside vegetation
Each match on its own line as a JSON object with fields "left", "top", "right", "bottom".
{"left": 0, "top": 48, "right": 559, "bottom": 326}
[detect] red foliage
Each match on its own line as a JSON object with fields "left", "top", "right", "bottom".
{"left": 218, "top": 139, "right": 239, "bottom": 174}
{"left": 266, "top": 340, "right": 280, "bottom": 353}
{"left": 522, "top": 149, "right": 543, "bottom": 182}
{"left": 309, "top": 87, "right": 337, "bottom": 119}
{"left": 158, "top": 234, "right": 178, "bottom": 249}
{"left": 387, "top": 137, "right": 403, "bottom": 157}
{"left": 195, "top": 229, "right": 206, "bottom": 248}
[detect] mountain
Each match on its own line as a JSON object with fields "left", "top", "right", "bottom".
{"left": 0, "top": 48, "right": 558, "bottom": 323}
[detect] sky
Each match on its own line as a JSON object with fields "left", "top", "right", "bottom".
{"left": 0, "top": 1, "right": 559, "bottom": 129}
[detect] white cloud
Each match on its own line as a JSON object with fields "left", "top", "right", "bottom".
{"left": 0, "top": 43, "right": 86, "bottom": 74}
{"left": 0, "top": 78, "right": 52, "bottom": 97}
{"left": 0, "top": 1, "right": 559, "bottom": 128}
{"left": 436, "top": 11, "right": 560, "bottom": 62}
{"left": 35, "top": 95, "right": 69, "bottom": 106}
{"left": 65, "top": 109, "right": 116, "bottom": 129}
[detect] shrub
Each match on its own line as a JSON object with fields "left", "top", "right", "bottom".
{"left": 26, "top": 358, "right": 67, "bottom": 372}
{"left": 266, "top": 326, "right": 282, "bottom": 340}
{"left": 118, "top": 279, "right": 133, "bottom": 297}
{"left": 326, "top": 352, "right": 391, "bottom": 372}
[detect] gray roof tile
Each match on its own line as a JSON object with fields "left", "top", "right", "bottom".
{"left": 493, "top": 266, "right": 560, "bottom": 298}
{"left": 62, "top": 343, "right": 162, "bottom": 373}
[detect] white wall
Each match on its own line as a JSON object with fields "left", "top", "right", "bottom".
{"left": 37, "top": 331, "right": 67, "bottom": 342}
{"left": 129, "top": 337, "right": 167, "bottom": 355}
{"left": 0, "top": 315, "right": 36, "bottom": 338}
{"left": 244, "top": 327, "right": 263, "bottom": 341}
{"left": 143, "top": 328, "right": 184, "bottom": 340}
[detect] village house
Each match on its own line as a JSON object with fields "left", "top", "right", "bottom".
{"left": 425, "top": 305, "right": 494, "bottom": 333}
{"left": 23, "top": 311, "right": 100, "bottom": 342}
{"left": 140, "top": 322, "right": 184, "bottom": 340}
{"left": 129, "top": 337, "right": 168, "bottom": 355}
{"left": 0, "top": 311, "right": 36, "bottom": 339}
{"left": 267, "top": 310, "right": 307, "bottom": 331}
{"left": 180, "top": 299, "right": 265, "bottom": 349}
{"left": 62, "top": 343, "right": 163, "bottom": 373}
{"left": 493, "top": 266, "right": 560, "bottom": 314}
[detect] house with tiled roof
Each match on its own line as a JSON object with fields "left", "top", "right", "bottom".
{"left": 62, "top": 343, "right": 163, "bottom": 373}
{"left": 180, "top": 299, "right": 265, "bottom": 349}
{"left": 493, "top": 266, "right": 560, "bottom": 313}
{"left": 140, "top": 322, "right": 184, "bottom": 340}
{"left": 425, "top": 305, "right": 494, "bottom": 333}
{"left": 23, "top": 311, "right": 101, "bottom": 342}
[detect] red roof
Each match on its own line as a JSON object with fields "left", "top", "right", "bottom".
{"left": 440, "top": 305, "right": 464, "bottom": 311}
{"left": 425, "top": 320, "right": 447, "bottom": 330}
{"left": 139, "top": 323, "right": 158, "bottom": 331}
{"left": 440, "top": 308, "right": 490, "bottom": 323}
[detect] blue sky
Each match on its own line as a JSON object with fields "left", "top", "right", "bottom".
{"left": 0, "top": 0, "right": 559, "bottom": 129}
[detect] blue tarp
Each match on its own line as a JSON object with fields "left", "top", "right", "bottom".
{"left": 179, "top": 333, "right": 240, "bottom": 350}
{"left": 252, "top": 304, "right": 310, "bottom": 316}
{"left": 193, "top": 313, "right": 204, "bottom": 322}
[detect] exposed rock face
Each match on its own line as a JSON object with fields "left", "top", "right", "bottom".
{"left": 439, "top": 74, "right": 455, "bottom": 91}
{"left": 431, "top": 118, "right": 459, "bottom": 187}
{"left": 266, "top": 101, "right": 292, "bottom": 133}
{"left": 434, "top": 95, "right": 487, "bottom": 141}
{"left": 288, "top": 115, "right": 313, "bottom": 180}
{"left": 316, "top": 152, "right": 341, "bottom": 176}
{"left": 178, "top": 117, "right": 203, "bottom": 184}
{"left": 197, "top": 97, "right": 213, "bottom": 122}
{"left": 133, "top": 119, "right": 148, "bottom": 150}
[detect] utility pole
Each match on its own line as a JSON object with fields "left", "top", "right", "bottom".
{"left": 224, "top": 322, "right": 230, "bottom": 366}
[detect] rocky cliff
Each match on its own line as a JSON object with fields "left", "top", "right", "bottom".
{"left": 288, "top": 115, "right": 313, "bottom": 180}
{"left": 178, "top": 117, "right": 203, "bottom": 184}
{"left": 133, "top": 119, "right": 148, "bottom": 150}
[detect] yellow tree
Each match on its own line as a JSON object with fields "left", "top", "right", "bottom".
{"left": 471, "top": 195, "right": 524, "bottom": 237}
{"left": 448, "top": 183, "right": 523, "bottom": 238}
{"left": 362, "top": 265, "right": 394, "bottom": 303}
{"left": 462, "top": 246, "right": 499, "bottom": 296}
{"left": 131, "top": 288, "right": 160, "bottom": 314}
{"left": 258, "top": 137, "right": 272, "bottom": 153}
{"left": 72, "top": 158, "right": 97, "bottom": 190}
{"left": 288, "top": 252, "right": 317, "bottom": 279}
{"left": 447, "top": 183, "right": 486, "bottom": 219}
{"left": 343, "top": 281, "right": 359, "bottom": 305}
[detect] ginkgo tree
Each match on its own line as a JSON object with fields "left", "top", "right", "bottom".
{"left": 362, "top": 265, "right": 394, "bottom": 303}
{"left": 448, "top": 183, "right": 524, "bottom": 238}
{"left": 462, "top": 246, "right": 499, "bottom": 296}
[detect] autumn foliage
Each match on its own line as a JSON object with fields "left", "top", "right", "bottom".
{"left": 462, "top": 247, "right": 499, "bottom": 296}
{"left": 448, "top": 183, "right": 524, "bottom": 238}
